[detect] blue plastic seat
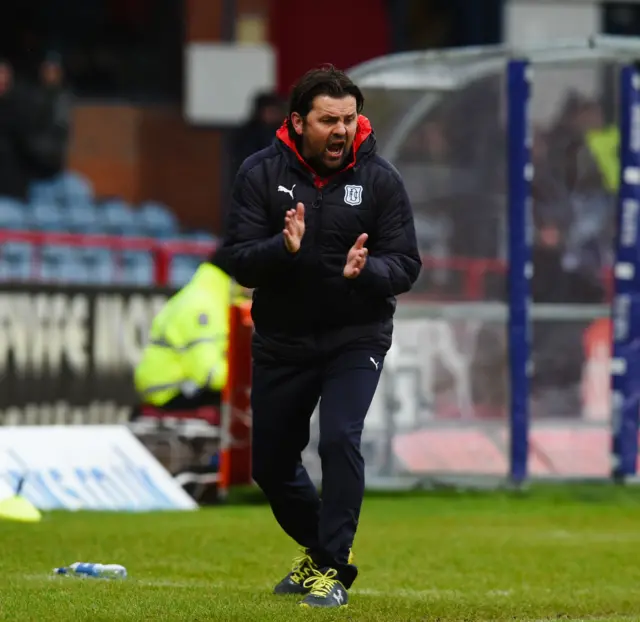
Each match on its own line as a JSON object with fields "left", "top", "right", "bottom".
{"left": 0, "top": 259, "right": 32, "bottom": 281}
{"left": 120, "top": 251, "right": 154, "bottom": 285}
{"left": 169, "top": 255, "right": 199, "bottom": 286}
{"left": 2, "top": 241, "right": 33, "bottom": 262}
{"left": 101, "top": 199, "right": 141, "bottom": 236}
{"left": 0, "top": 242, "right": 33, "bottom": 281}
{"left": 41, "top": 244, "right": 70, "bottom": 262}
{"left": 29, "top": 178, "right": 59, "bottom": 205}
{"left": 28, "top": 202, "right": 65, "bottom": 232}
{"left": 66, "top": 203, "right": 104, "bottom": 234}
{"left": 76, "top": 247, "right": 114, "bottom": 284}
{"left": 57, "top": 171, "right": 94, "bottom": 207}
{"left": 137, "top": 201, "right": 179, "bottom": 238}
{"left": 39, "top": 246, "right": 74, "bottom": 282}
{"left": 189, "top": 230, "right": 217, "bottom": 243}
{"left": 63, "top": 257, "right": 91, "bottom": 284}
{"left": 0, "top": 197, "right": 27, "bottom": 230}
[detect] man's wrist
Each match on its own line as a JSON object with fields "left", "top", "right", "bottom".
{"left": 280, "top": 233, "right": 301, "bottom": 258}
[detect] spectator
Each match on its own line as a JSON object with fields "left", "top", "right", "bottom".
{"left": 28, "top": 52, "right": 72, "bottom": 180}
{"left": 0, "top": 59, "right": 39, "bottom": 200}
{"left": 231, "top": 92, "right": 285, "bottom": 176}
{"left": 530, "top": 213, "right": 605, "bottom": 418}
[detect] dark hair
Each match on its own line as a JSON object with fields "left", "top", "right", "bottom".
{"left": 287, "top": 64, "right": 364, "bottom": 137}
{"left": 252, "top": 91, "right": 282, "bottom": 115}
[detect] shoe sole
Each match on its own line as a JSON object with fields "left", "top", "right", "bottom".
{"left": 299, "top": 603, "right": 348, "bottom": 609}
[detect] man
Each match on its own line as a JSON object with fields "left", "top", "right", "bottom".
{"left": 218, "top": 65, "right": 421, "bottom": 608}
{"left": 28, "top": 52, "right": 72, "bottom": 180}
{"left": 231, "top": 92, "right": 285, "bottom": 178}
{"left": 0, "top": 59, "right": 39, "bottom": 200}
{"left": 133, "top": 253, "right": 233, "bottom": 417}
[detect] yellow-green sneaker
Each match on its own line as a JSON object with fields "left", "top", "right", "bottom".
{"left": 273, "top": 550, "right": 317, "bottom": 595}
{"left": 299, "top": 567, "right": 348, "bottom": 608}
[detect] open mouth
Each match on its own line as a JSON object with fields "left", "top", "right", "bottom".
{"left": 325, "top": 143, "right": 345, "bottom": 159}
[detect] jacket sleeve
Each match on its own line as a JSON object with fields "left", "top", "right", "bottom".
{"left": 352, "top": 168, "right": 422, "bottom": 297}
{"left": 217, "top": 162, "right": 297, "bottom": 288}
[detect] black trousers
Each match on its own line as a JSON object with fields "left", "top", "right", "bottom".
{"left": 251, "top": 347, "right": 384, "bottom": 589}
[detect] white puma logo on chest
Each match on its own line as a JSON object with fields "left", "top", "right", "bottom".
{"left": 278, "top": 184, "right": 296, "bottom": 199}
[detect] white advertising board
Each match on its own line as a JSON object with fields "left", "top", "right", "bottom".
{"left": 0, "top": 426, "right": 197, "bottom": 511}
{"left": 184, "top": 43, "right": 276, "bottom": 125}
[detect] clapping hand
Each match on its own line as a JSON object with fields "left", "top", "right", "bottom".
{"left": 283, "top": 202, "right": 305, "bottom": 253}
{"left": 344, "top": 233, "right": 368, "bottom": 278}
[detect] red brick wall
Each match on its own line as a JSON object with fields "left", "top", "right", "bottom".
{"left": 66, "top": 0, "right": 275, "bottom": 234}
{"left": 68, "top": 105, "right": 223, "bottom": 232}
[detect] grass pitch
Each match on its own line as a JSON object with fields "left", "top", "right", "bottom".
{"left": 1, "top": 485, "right": 640, "bottom": 621}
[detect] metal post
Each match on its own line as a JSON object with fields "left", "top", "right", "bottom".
{"left": 506, "top": 58, "right": 532, "bottom": 485}
{"left": 611, "top": 63, "right": 640, "bottom": 481}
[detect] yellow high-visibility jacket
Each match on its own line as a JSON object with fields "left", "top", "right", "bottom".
{"left": 134, "top": 262, "right": 233, "bottom": 406}
{"left": 585, "top": 125, "right": 619, "bottom": 193}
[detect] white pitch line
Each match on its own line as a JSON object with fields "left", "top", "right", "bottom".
{"left": 20, "top": 574, "right": 640, "bottom": 620}
{"left": 16, "top": 575, "right": 526, "bottom": 602}
{"left": 24, "top": 574, "right": 504, "bottom": 599}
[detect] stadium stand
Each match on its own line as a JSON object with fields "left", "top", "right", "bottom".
{"left": 0, "top": 171, "right": 218, "bottom": 287}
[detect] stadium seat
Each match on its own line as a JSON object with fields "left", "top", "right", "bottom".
{"left": 120, "top": 251, "right": 154, "bottom": 286}
{"left": 73, "top": 247, "right": 114, "bottom": 284}
{"left": 66, "top": 203, "right": 104, "bottom": 234}
{"left": 0, "top": 242, "right": 33, "bottom": 281}
{"left": 100, "top": 199, "right": 141, "bottom": 236}
{"left": 0, "top": 259, "right": 31, "bottom": 282}
{"left": 2, "top": 241, "right": 33, "bottom": 262}
{"left": 137, "top": 201, "right": 179, "bottom": 238}
{"left": 169, "top": 255, "right": 200, "bottom": 286}
{"left": 28, "top": 202, "right": 65, "bottom": 232}
{"left": 0, "top": 197, "right": 27, "bottom": 230}
{"left": 39, "top": 245, "right": 74, "bottom": 282}
{"left": 41, "top": 245, "right": 69, "bottom": 262}
{"left": 57, "top": 171, "right": 94, "bottom": 207}
{"left": 29, "top": 172, "right": 95, "bottom": 208}
{"left": 63, "top": 258, "right": 91, "bottom": 284}
{"left": 29, "top": 178, "right": 59, "bottom": 205}
{"left": 186, "top": 230, "right": 217, "bottom": 244}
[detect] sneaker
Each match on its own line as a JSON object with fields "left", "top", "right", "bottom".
{"left": 299, "top": 567, "right": 348, "bottom": 608}
{"left": 273, "top": 550, "right": 317, "bottom": 595}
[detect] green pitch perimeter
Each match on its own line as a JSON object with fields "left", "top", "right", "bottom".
{"left": 2, "top": 485, "right": 640, "bottom": 621}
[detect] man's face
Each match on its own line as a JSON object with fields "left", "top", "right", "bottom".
{"left": 0, "top": 63, "right": 12, "bottom": 96}
{"left": 292, "top": 95, "right": 358, "bottom": 170}
{"left": 41, "top": 61, "right": 63, "bottom": 87}
{"left": 538, "top": 225, "right": 560, "bottom": 248}
{"left": 260, "top": 104, "right": 283, "bottom": 126}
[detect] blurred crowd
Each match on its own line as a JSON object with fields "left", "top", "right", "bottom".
{"left": 0, "top": 54, "right": 71, "bottom": 202}
{"left": 394, "top": 76, "right": 614, "bottom": 306}
{"left": 380, "top": 73, "right": 620, "bottom": 420}
{"left": 531, "top": 94, "right": 616, "bottom": 287}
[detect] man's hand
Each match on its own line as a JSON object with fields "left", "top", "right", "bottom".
{"left": 344, "top": 233, "right": 368, "bottom": 279}
{"left": 283, "top": 202, "right": 305, "bottom": 253}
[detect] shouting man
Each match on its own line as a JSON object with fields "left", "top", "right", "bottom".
{"left": 218, "top": 65, "right": 421, "bottom": 608}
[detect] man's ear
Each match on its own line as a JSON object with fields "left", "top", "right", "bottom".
{"left": 290, "top": 112, "right": 304, "bottom": 136}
